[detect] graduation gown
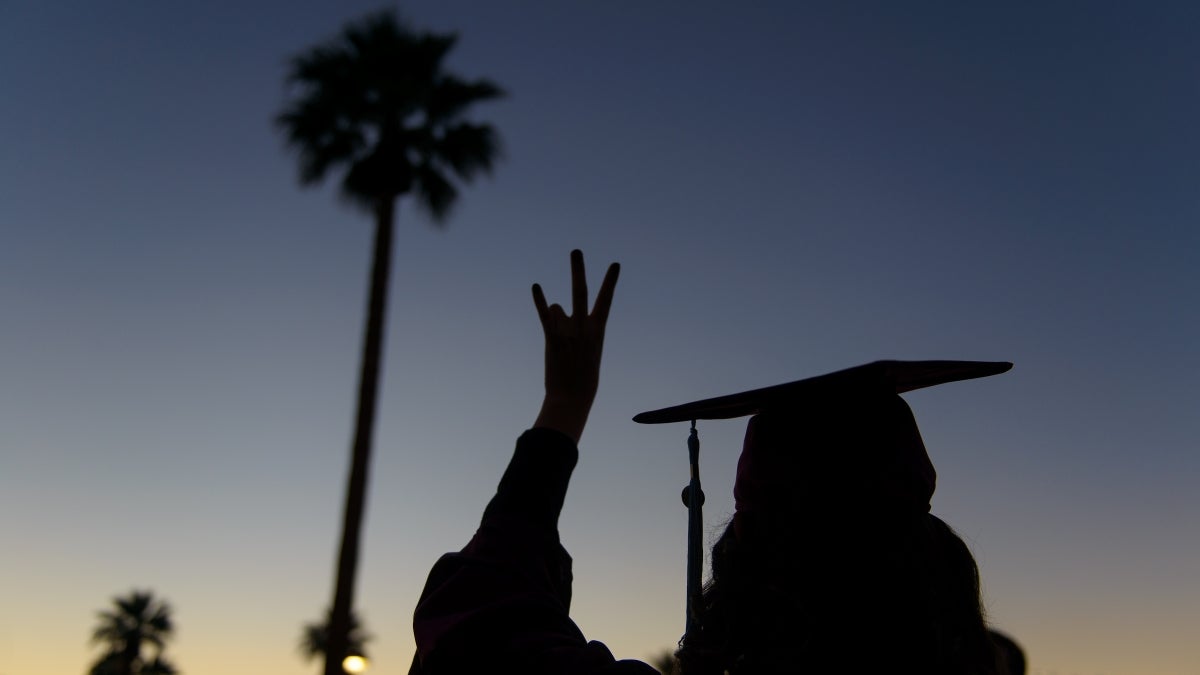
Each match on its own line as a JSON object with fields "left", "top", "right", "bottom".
{"left": 411, "top": 428, "right": 659, "bottom": 675}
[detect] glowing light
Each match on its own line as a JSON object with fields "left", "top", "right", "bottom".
{"left": 342, "top": 655, "right": 369, "bottom": 673}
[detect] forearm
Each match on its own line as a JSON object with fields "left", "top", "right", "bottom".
{"left": 533, "top": 396, "right": 593, "bottom": 445}
{"left": 482, "top": 427, "right": 579, "bottom": 529}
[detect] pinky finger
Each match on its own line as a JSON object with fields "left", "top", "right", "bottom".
{"left": 532, "top": 283, "right": 551, "bottom": 325}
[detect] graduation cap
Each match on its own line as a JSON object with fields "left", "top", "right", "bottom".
{"left": 633, "top": 359, "right": 1012, "bottom": 641}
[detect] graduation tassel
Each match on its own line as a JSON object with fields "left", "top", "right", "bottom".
{"left": 683, "top": 419, "right": 705, "bottom": 640}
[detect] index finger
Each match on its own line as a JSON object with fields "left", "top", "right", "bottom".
{"left": 590, "top": 262, "right": 620, "bottom": 328}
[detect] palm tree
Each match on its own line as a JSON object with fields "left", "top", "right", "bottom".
{"left": 276, "top": 10, "right": 503, "bottom": 675}
{"left": 299, "top": 609, "right": 371, "bottom": 664}
{"left": 88, "top": 590, "right": 176, "bottom": 675}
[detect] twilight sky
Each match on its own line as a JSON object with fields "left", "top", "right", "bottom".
{"left": 2, "top": 2, "right": 1197, "bottom": 674}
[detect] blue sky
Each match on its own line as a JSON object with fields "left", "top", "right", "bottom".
{"left": 2, "top": 2, "right": 1197, "bottom": 673}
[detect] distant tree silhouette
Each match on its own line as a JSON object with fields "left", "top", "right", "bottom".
{"left": 299, "top": 609, "right": 371, "bottom": 663}
{"left": 276, "top": 10, "right": 503, "bottom": 675}
{"left": 88, "top": 590, "right": 176, "bottom": 675}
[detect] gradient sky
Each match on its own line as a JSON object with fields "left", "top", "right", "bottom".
{"left": 2, "top": 2, "right": 1197, "bottom": 674}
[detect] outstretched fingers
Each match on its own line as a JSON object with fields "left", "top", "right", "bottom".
{"left": 570, "top": 249, "right": 588, "bottom": 321}
{"left": 531, "top": 283, "right": 550, "bottom": 328}
{"left": 536, "top": 250, "right": 619, "bottom": 335}
{"left": 590, "top": 262, "right": 620, "bottom": 329}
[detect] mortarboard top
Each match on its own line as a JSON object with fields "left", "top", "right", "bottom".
{"left": 633, "top": 359, "right": 1013, "bottom": 425}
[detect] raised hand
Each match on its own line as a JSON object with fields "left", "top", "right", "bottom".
{"left": 531, "top": 249, "right": 620, "bottom": 443}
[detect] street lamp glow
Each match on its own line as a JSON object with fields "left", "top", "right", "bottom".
{"left": 342, "top": 655, "right": 369, "bottom": 673}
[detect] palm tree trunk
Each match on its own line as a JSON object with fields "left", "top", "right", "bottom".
{"left": 120, "top": 635, "right": 140, "bottom": 675}
{"left": 325, "top": 198, "right": 395, "bottom": 675}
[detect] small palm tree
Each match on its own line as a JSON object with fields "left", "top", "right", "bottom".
{"left": 299, "top": 609, "right": 371, "bottom": 663}
{"left": 88, "top": 590, "right": 176, "bottom": 675}
{"left": 276, "top": 10, "right": 503, "bottom": 675}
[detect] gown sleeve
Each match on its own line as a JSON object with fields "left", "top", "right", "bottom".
{"left": 410, "top": 428, "right": 658, "bottom": 675}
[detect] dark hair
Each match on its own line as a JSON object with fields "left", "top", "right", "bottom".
{"left": 989, "top": 630, "right": 1026, "bottom": 675}
{"left": 676, "top": 511, "right": 998, "bottom": 675}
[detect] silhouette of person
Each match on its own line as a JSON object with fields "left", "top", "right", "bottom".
{"left": 410, "top": 250, "right": 1007, "bottom": 675}
{"left": 410, "top": 250, "right": 648, "bottom": 675}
